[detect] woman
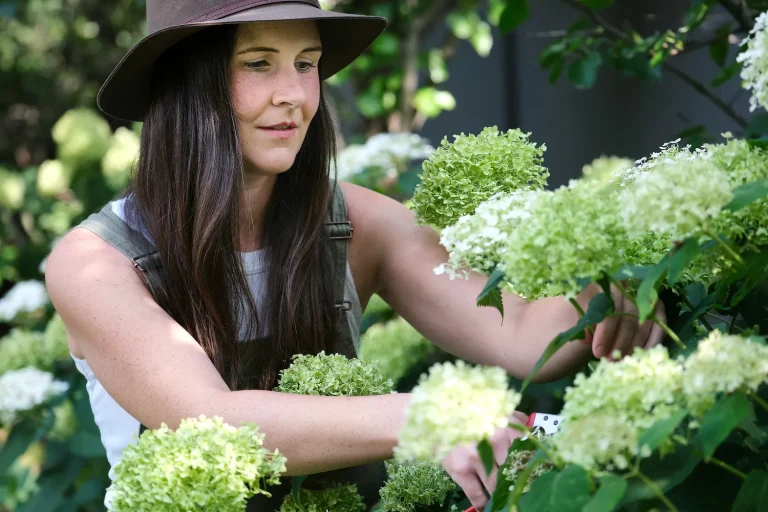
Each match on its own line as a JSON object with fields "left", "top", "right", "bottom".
{"left": 45, "top": 0, "right": 664, "bottom": 509}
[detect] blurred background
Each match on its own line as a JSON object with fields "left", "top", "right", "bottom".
{"left": 1, "top": 0, "right": 766, "bottom": 510}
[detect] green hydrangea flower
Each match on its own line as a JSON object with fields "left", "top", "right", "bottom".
{"left": 0, "top": 168, "right": 25, "bottom": 210}
{"left": 0, "top": 320, "right": 70, "bottom": 375}
{"left": 737, "top": 12, "right": 768, "bottom": 112}
{"left": 619, "top": 149, "right": 733, "bottom": 240}
{"left": 109, "top": 415, "right": 286, "bottom": 512}
{"left": 395, "top": 361, "right": 521, "bottom": 464}
{"left": 560, "top": 346, "right": 684, "bottom": 433}
{"left": 581, "top": 155, "right": 633, "bottom": 188}
{"left": 275, "top": 351, "right": 393, "bottom": 396}
{"left": 551, "top": 413, "right": 645, "bottom": 472}
{"left": 36, "top": 159, "right": 74, "bottom": 197}
{"left": 682, "top": 330, "right": 768, "bottom": 416}
{"left": 379, "top": 461, "right": 457, "bottom": 512}
{"left": 279, "top": 483, "right": 365, "bottom": 512}
{"left": 49, "top": 400, "right": 77, "bottom": 441}
{"left": 52, "top": 109, "right": 112, "bottom": 166}
{"left": 411, "top": 126, "right": 548, "bottom": 228}
{"left": 502, "top": 443, "right": 555, "bottom": 493}
{"left": 359, "top": 318, "right": 435, "bottom": 385}
{"left": 102, "top": 127, "right": 140, "bottom": 190}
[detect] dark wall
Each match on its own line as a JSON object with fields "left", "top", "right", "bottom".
{"left": 421, "top": 1, "right": 752, "bottom": 188}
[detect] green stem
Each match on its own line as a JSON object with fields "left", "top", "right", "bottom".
{"left": 750, "top": 391, "right": 768, "bottom": 414}
{"left": 635, "top": 471, "right": 680, "bottom": 512}
{"left": 703, "top": 229, "right": 744, "bottom": 265}
{"left": 705, "top": 312, "right": 744, "bottom": 333}
{"left": 569, "top": 297, "right": 586, "bottom": 316}
{"left": 679, "top": 294, "right": 714, "bottom": 331}
{"left": 610, "top": 277, "right": 685, "bottom": 349}
{"left": 705, "top": 456, "right": 747, "bottom": 480}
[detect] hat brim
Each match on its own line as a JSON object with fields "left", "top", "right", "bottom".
{"left": 97, "top": 3, "right": 387, "bottom": 122}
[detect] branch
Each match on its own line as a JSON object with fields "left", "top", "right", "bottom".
{"left": 718, "top": 0, "right": 755, "bottom": 32}
{"left": 663, "top": 63, "right": 748, "bottom": 128}
{"left": 561, "top": 0, "right": 628, "bottom": 39}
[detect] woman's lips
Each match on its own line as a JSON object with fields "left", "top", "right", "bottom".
{"left": 259, "top": 126, "right": 297, "bottom": 139}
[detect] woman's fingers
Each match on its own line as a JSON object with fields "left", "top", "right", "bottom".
{"left": 443, "top": 446, "right": 489, "bottom": 510}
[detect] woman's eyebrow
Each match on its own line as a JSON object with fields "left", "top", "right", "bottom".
{"left": 236, "top": 45, "right": 323, "bottom": 55}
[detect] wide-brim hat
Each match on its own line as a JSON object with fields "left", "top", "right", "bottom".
{"left": 98, "top": 0, "right": 387, "bottom": 122}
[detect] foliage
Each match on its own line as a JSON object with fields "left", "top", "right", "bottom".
{"left": 378, "top": 461, "right": 457, "bottom": 512}
{"left": 279, "top": 483, "right": 365, "bottom": 512}
{"left": 359, "top": 317, "right": 436, "bottom": 384}
{"left": 109, "top": 415, "right": 287, "bottom": 512}
{"left": 275, "top": 351, "right": 393, "bottom": 396}
{"left": 0, "top": 315, "right": 69, "bottom": 375}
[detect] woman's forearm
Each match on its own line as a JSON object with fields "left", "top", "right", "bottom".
{"left": 202, "top": 390, "right": 411, "bottom": 475}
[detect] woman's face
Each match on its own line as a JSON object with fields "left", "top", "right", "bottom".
{"left": 230, "top": 21, "right": 322, "bottom": 176}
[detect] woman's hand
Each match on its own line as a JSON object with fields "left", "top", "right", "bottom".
{"left": 579, "top": 283, "right": 666, "bottom": 359}
{"left": 442, "top": 412, "right": 529, "bottom": 511}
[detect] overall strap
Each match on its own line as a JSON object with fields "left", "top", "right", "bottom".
{"left": 325, "top": 183, "right": 359, "bottom": 357}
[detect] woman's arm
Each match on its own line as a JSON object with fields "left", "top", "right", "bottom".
{"left": 343, "top": 183, "right": 661, "bottom": 382}
{"left": 45, "top": 228, "right": 409, "bottom": 476}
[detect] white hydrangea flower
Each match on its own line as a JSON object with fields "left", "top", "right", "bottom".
{"left": 560, "top": 346, "right": 684, "bottom": 433}
{"left": 618, "top": 147, "right": 732, "bottom": 239}
{"left": 0, "top": 367, "right": 69, "bottom": 425}
{"left": 437, "top": 190, "right": 541, "bottom": 279}
{"left": 683, "top": 330, "right": 768, "bottom": 415}
{"left": 395, "top": 361, "right": 521, "bottom": 464}
{"left": 335, "top": 132, "right": 434, "bottom": 182}
{"left": 0, "top": 281, "right": 49, "bottom": 321}
{"left": 738, "top": 12, "right": 768, "bottom": 112}
{"left": 618, "top": 139, "right": 704, "bottom": 186}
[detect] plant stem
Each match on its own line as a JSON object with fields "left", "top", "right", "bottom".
{"left": 703, "top": 229, "right": 744, "bottom": 265}
{"left": 678, "top": 294, "right": 714, "bottom": 331}
{"left": 705, "top": 456, "right": 747, "bottom": 480}
{"left": 704, "top": 312, "right": 745, "bottom": 333}
{"left": 569, "top": 297, "right": 586, "bottom": 316}
{"left": 750, "top": 391, "right": 768, "bottom": 413}
{"left": 635, "top": 472, "right": 680, "bottom": 512}
{"left": 609, "top": 278, "right": 685, "bottom": 349}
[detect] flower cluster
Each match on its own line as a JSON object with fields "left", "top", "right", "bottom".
{"left": 0, "top": 167, "right": 25, "bottom": 210}
{"left": 378, "top": 461, "right": 457, "bottom": 512}
{"left": 109, "top": 415, "right": 286, "bottom": 512}
{"left": 102, "top": 126, "right": 140, "bottom": 190}
{"left": 682, "top": 330, "right": 768, "bottom": 415}
{"left": 0, "top": 367, "right": 69, "bottom": 425}
{"left": 359, "top": 317, "right": 435, "bottom": 384}
{"left": 0, "top": 280, "right": 49, "bottom": 322}
{"left": 560, "top": 346, "right": 683, "bottom": 433}
{"left": 738, "top": 11, "right": 768, "bottom": 112}
{"left": 502, "top": 442, "right": 555, "bottom": 492}
{"left": 51, "top": 108, "right": 112, "bottom": 165}
{"left": 581, "top": 155, "right": 633, "bottom": 188}
{"left": 336, "top": 132, "right": 434, "bottom": 182}
{"left": 411, "top": 126, "right": 548, "bottom": 228}
{"left": 395, "top": 361, "right": 521, "bottom": 464}
{"left": 279, "top": 484, "right": 365, "bottom": 512}
{"left": 618, "top": 148, "right": 732, "bottom": 240}
{"left": 275, "top": 351, "right": 393, "bottom": 396}
{"left": 0, "top": 316, "right": 70, "bottom": 375}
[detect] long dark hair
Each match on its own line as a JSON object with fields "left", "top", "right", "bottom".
{"left": 126, "top": 25, "right": 339, "bottom": 390}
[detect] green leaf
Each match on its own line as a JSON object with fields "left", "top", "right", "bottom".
{"left": 711, "top": 61, "right": 741, "bottom": 87}
{"left": 638, "top": 410, "right": 687, "bottom": 453}
{"left": 724, "top": 180, "right": 768, "bottom": 212}
{"left": 684, "top": 0, "right": 712, "bottom": 30}
{"left": 291, "top": 475, "right": 307, "bottom": 502}
{"left": 477, "top": 267, "right": 506, "bottom": 303}
{"left": 667, "top": 238, "right": 701, "bottom": 286}
{"left": 478, "top": 439, "right": 495, "bottom": 475}
{"left": 412, "top": 87, "right": 456, "bottom": 118}
{"left": 694, "top": 392, "right": 752, "bottom": 458}
{"left": 567, "top": 52, "right": 603, "bottom": 89}
{"left": 636, "top": 262, "right": 666, "bottom": 320}
{"left": 580, "top": 0, "right": 614, "bottom": 8}
{"left": 478, "top": 288, "right": 505, "bottom": 320}
{"left": 621, "top": 444, "right": 701, "bottom": 504}
{"left": 745, "top": 113, "right": 768, "bottom": 137}
{"left": 488, "top": 449, "right": 516, "bottom": 511}
{"left": 519, "top": 465, "right": 592, "bottom": 511}
{"left": 0, "top": 420, "right": 40, "bottom": 474}
{"left": 636, "top": 238, "right": 701, "bottom": 320}
{"left": 67, "top": 431, "right": 106, "bottom": 458}
{"left": 709, "top": 34, "right": 729, "bottom": 67}
{"left": 732, "top": 470, "right": 768, "bottom": 512}
{"left": 499, "top": 0, "right": 530, "bottom": 33}
{"left": 583, "top": 475, "right": 627, "bottom": 512}
{"left": 522, "top": 293, "right": 614, "bottom": 390}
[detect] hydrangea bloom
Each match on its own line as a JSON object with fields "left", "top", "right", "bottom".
{"left": 411, "top": 126, "right": 548, "bottom": 228}
{"left": 0, "top": 168, "right": 25, "bottom": 210}
{"left": 109, "top": 415, "right": 286, "bottom": 512}
{"left": 36, "top": 159, "right": 74, "bottom": 197}
{"left": 279, "top": 484, "right": 365, "bottom": 512}
{"left": 359, "top": 318, "right": 435, "bottom": 384}
{"left": 0, "top": 317, "right": 70, "bottom": 375}
{"left": 336, "top": 132, "right": 434, "bottom": 182}
{"left": 395, "top": 361, "right": 521, "bottom": 464}
{"left": 618, "top": 149, "right": 732, "bottom": 240}
{"left": 275, "top": 351, "right": 393, "bottom": 396}
{"left": 551, "top": 413, "right": 644, "bottom": 472}
{"left": 502, "top": 444, "right": 555, "bottom": 492}
{"left": 51, "top": 108, "right": 112, "bottom": 165}
{"left": 379, "top": 461, "right": 457, "bottom": 512}
{"left": 683, "top": 330, "right": 768, "bottom": 416}
{"left": 0, "top": 367, "right": 69, "bottom": 425}
{"left": 436, "top": 190, "right": 542, "bottom": 280}
{"left": 498, "top": 182, "right": 625, "bottom": 299}
{"left": 560, "top": 346, "right": 684, "bottom": 432}
{"left": 49, "top": 400, "right": 77, "bottom": 441}
{"left": 102, "top": 127, "right": 140, "bottom": 189}
{"left": 581, "top": 155, "right": 633, "bottom": 187}
{"left": 737, "top": 11, "right": 768, "bottom": 112}
{"left": 0, "top": 281, "right": 49, "bottom": 322}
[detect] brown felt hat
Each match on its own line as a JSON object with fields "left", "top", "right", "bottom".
{"left": 97, "top": 0, "right": 387, "bottom": 122}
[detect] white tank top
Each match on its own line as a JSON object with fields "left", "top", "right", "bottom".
{"left": 71, "top": 198, "right": 360, "bottom": 509}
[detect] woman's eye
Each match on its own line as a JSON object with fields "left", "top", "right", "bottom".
{"left": 245, "top": 60, "right": 269, "bottom": 71}
{"left": 296, "top": 61, "right": 317, "bottom": 72}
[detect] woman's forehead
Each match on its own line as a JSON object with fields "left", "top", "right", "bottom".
{"left": 235, "top": 20, "right": 321, "bottom": 48}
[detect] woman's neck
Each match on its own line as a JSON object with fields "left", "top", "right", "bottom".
{"left": 238, "top": 173, "right": 277, "bottom": 252}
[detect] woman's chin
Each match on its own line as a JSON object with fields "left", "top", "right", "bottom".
{"left": 244, "top": 157, "right": 296, "bottom": 177}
